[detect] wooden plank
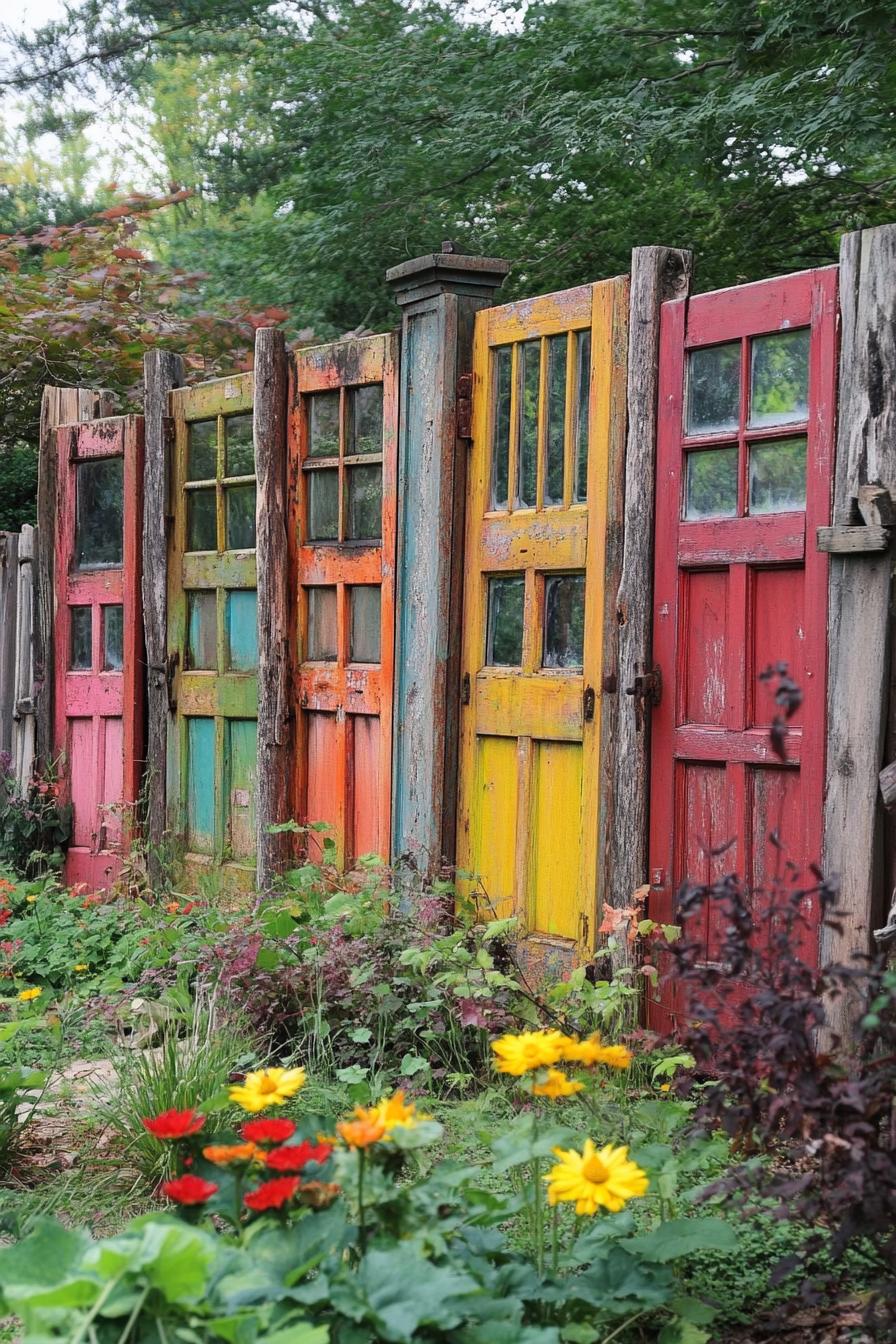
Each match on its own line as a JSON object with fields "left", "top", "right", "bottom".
{"left": 13, "top": 525, "right": 36, "bottom": 791}
{"left": 143, "top": 351, "right": 185, "bottom": 884}
{"left": 0, "top": 533, "right": 18, "bottom": 760}
{"left": 822, "top": 224, "right": 896, "bottom": 1041}
{"left": 604, "top": 246, "right": 693, "bottom": 975}
{"left": 254, "top": 328, "right": 293, "bottom": 891}
{"left": 817, "top": 525, "right": 890, "bottom": 554}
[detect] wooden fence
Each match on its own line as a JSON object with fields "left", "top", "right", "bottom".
{"left": 0, "top": 525, "right": 36, "bottom": 793}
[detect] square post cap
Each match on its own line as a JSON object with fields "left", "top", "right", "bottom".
{"left": 387, "top": 245, "right": 510, "bottom": 307}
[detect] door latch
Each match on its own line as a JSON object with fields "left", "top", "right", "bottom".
{"left": 461, "top": 672, "right": 471, "bottom": 706}
{"left": 456, "top": 374, "right": 473, "bottom": 440}
{"left": 583, "top": 685, "right": 596, "bottom": 722}
{"left": 625, "top": 662, "right": 662, "bottom": 731}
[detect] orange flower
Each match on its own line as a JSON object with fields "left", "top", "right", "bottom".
{"left": 336, "top": 1107, "right": 387, "bottom": 1149}
{"left": 202, "top": 1142, "right": 260, "bottom": 1165}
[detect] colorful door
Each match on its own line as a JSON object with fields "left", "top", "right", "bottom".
{"left": 288, "top": 334, "right": 398, "bottom": 867}
{"left": 647, "top": 268, "right": 838, "bottom": 1032}
{"left": 54, "top": 416, "right": 144, "bottom": 890}
{"left": 167, "top": 375, "right": 258, "bottom": 891}
{"left": 456, "top": 279, "right": 628, "bottom": 965}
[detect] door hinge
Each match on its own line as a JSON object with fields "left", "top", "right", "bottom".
{"left": 165, "top": 650, "right": 179, "bottom": 714}
{"left": 461, "top": 672, "right": 471, "bottom": 705}
{"left": 625, "top": 662, "right": 662, "bottom": 731}
{"left": 456, "top": 373, "right": 473, "bottom": 440}
{"left": 579, "top": 912, "right": 590, "bottom": 949}
{"left": 583, "top": 685, "right": 596, "bottom": 722}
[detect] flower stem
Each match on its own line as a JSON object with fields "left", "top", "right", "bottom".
{"left": 533, "top": 1155, "right": 544, "bottom": 1276}
{"left": 357, "top": 1148, "right": 367, "bottom": 1253}
{"left": 551, "top": 1204, "right": 560, "bottom": 1275}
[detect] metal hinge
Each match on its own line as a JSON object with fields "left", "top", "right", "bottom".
{"left": 165, "top": 650, "right": 179, "bottom": 714}
{"left": 583, "top": 685, "right": 596, "bottom": 722}
{"left": 456, "top": 373, "right": 473, "bottom": 440}
{"left": 579, "top": 911, "right": 590, "bottom": 949}
{"left": 625, "top": 663, "right": 662, "bottom": 731}
{"left": 461, "top": 672, "right": 471, "bottom": 705}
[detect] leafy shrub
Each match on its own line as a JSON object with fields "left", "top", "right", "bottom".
{"left": 0, "top": 1064, "right": 46, "bottom": 1173}
{"left": 0, "top": 762, "right": 71, "bottom": 879}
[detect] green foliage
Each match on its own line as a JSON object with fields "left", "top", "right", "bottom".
{"left": 0, "top": 444, "right": 38, "bottom": 531}
{"left": 0, "top": 768, "right": 71, "bottom": 879}
{"left": 0, "top": 1064, "right": 46, "bottom": 1172}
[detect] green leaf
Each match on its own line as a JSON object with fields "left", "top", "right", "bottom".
{"left": 348, "top": 1027, "right": 373, "bottom": 1043}
{"left": 261, "top": 1325, "right": 330, "bottom": 1344}
{"left": 623, "top": 1217, "right": 739, "bottom": 1264}
{"left": 336, "top": 1065, "right": 368, "bottom": 1085}
{"left": 490, "top": 1114, "right": 578, "bottom": 1173}
{"left": 658, "top": 1322, "right": 711, "bottom": 1344}
{"left": 398, "top": 1053, "right": 430, "bottom": 1078}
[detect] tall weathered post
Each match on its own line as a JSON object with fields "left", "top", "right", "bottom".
{"left": 387, "top": 247, "right": 509, "bottom": 876}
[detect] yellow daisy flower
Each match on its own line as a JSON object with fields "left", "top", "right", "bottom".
{"left": 229, "top": 1066, "right": 306, "bottom": 1112}
{"left": 73, "top": 964, "right": 89, "bottom": 973}
{"left": 373, "top": 1089, "right": 429, "bottom": 1132}
{"left": 531, "top": 1067, "right": 584, "bottom": 1099}
{"left": 545, "top": 1140, "right": 648, "bottom": 1215}
{"left": 491, "top": 1029, "right": 568, "bottom": 1076}
{"left": 336, "top": 1107, "right": 387, "bottom": 1149}
{"left": 17, "top": 986, "right": 42, "bottom": 1002}
{"left": 591, "top": 1044, "right": 632, "bottom": 1070}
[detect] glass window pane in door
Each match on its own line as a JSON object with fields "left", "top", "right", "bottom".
{"left": 307, "top": 391, "right": 340, "bottom": 458}
{"left": 185, "top": 591, "right": 217, "bottom": 670}
{"left": 686, "top": 342, "right": 741, "bottom": 435}
{"left": 350, "top": 586, "right": 381, "bottom": 662}
{"left": 188, "top": 419, "right": 218, "bottom": 480}
{"left": 486, "top": 576, "right": 524, "bottom": 666}
{"left": 574, "top": 330, "right": 591, "bottom": 502}
{"left": 516, "top": 340, "right": 539, "bottom": 508}
{"left": 70, "top": 606, "right": 92, "bottom": 670}
{"left": 226, "top": 590, "right": 258, "bottom": 670}
{"left": 226, "top": 484, "right": 256, "bottom": 550}
{"left": 346, "top": 464, "right": 382, "bottom": 540}
{"left": 307, "top": 469, "right": 339, "bottom": 540}
{"left": 684, "top": 447, "right": 738, "bottom": 520}
{"left": 224, "top": 414, "right": 255, "bottom": 476}
{"left": 187, "top": 489, "right": 217, "bottom": 552}
{"left": 307, "top": 587, "right": 337, "bottom": 661}
{"left": 75, "top": 458, "right": 123, "bottom": 568}
{"left": 749, "top": 437, "right": 807, "bottom": 514}
{"left": 490, "top": 345, "right": 512, "bottom": 510}
{"left": 749, "top": 330, "right": 810, "bottom": 427}
{"left": 348, "top": 385, "right": 383, "bottom": 455}
{"left": 543, "top": 574, "right": 585, "bottom": 669}
{"left": 102, "top": 605, "right": 124, "bottom": 671}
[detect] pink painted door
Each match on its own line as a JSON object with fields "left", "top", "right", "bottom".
{"left": 647, "top": 269, "right": 838, "bottom": 1033}
{"left": 54, "top": 417, "right": 144, "bottom": 890}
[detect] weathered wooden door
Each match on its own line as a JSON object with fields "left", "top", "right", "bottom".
{"left": 54, "top": 416, "right": 144, "bottom": 890}
{"left": 288, "top": 334, "right": 398, "bottom": 867}
{"left": 456, "top": 280, "right": 628, "bottom": 967}
{"left": 647, "top": 268, "right": 838, "bottom": 1032}
{"left": 167, "top": 375, "right": 258, "bottom": 891}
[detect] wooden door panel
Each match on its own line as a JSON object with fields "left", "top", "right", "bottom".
{"left": 648, "top": 267, "right": 838, "bottom": 1032}
{"left": 289, "top": 333, "right": 398, "bottom": 870}
{"left": 54, "top": 417, "right": 144, "bottom": 891}
{"left": 457, "top": 279, "right": 629, "bottom": 967}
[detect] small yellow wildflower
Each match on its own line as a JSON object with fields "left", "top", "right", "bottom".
{"left": 18, "top": 987, "right": 42, "bottom": 1002}
{"left": 25, "top": 895, "right": 37, "bottom": 904}
{"left": 545, "top": 1140, "right": 648, "bottom": 1215}
{"left": 229, "top": 1066, "right": 306, "bottom": 1113}
{"left": 491, "top": 1029, "right": 567, "bottom": 1076}
{"left": 532, "top": 1067, "right": 584, "bottom": 1099}
{"left": 73, "top": 964, "right": 89, "bottom": 973}
{"left": 373, "top": 1090, "right": 428, "bottom": 1132}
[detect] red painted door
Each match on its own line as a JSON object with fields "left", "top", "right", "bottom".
{"left": 54, "top": 417, "right": 144, "bottom": 891}
{"left": 288, "top": 334, "right": 398, "bottom": 868}
{"left": 647, "top": 269, "right": 838, "bottom": 1033}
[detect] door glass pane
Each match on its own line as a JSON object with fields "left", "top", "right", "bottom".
{"left": 684, "top": 446, "right": 738, "bottom": 520}
{"left": 186, "top": 716, "right": 215, "bottom": 854}
{"left": 348, "top": 385, "right": 383, "bottom": 456}
{"left": 70, "top": 606, "right": 92, "bottom": 670}
{"left": 307, "top": 391, "right": 340, "bottom": 458}
{"left": 749, "top": 329, "right": 810, "bottom": 427}
{"left": 574, "top": 330, "right": 591, "bottom": 502}
{"left": 226, "top": 590, "right": 258, "bottom": 670}
{"left": 347, "top": 464, "right": 382, "bottom": 540}
{"left": 307, "top": 586, "right": 337, "bottom": 660}
{"left": 544, "top": 574, "right": 585, "bottom": 670}
{"left": 491, "top": 345, "right": 512, "bottom": 510}
{"left": 749, "top": 437, "right": 807, "bottom": 514}
{"left": 226, "top": 484, "right": 256, "bottom": 550}
{"left": 102, "top": 605, "right": 124, "bottom": 671}
{"left": 224, "top": 414, "right": 255, "bottom": 476}
{"left": 186, "top": 591, "right": 217, "bottom": 670}
{"left": 350, "top": 586, "right": 381, "bottom": 663}
{"left": 687, "top": 342, "right": 741, "bottom": 435}
{"left": 307, "top": 469, "right": 339, "bottom": 540}
{"left": 188, "top": 419, "right": 218, "bottom": 480}
{"left": 545, "top": 334, "right": 567, "bottom": 506}
{"left": 187, "top": 488, "right": 217, "bottom": 551}
{"left": 75, "top": 458, "right": 124, "bottom": 568}
{"left": 486, "top": 576, "right": 524, "bottom": 666}
{"left": 516, "top": 339, "right": 539, "bottom": 508}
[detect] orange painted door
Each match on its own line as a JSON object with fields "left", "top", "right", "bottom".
{"left": 54, "top": 416, "right": 144, "bottom": 890}
{"left": 288, "top": 334, "right": 398, "bottom": 867}
{"left": 456, "top": 280, "right": 628, "bottom": 967}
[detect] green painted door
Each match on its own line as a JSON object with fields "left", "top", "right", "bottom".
{"left": 168, "top": 374, "right": 258, "bottom": 892}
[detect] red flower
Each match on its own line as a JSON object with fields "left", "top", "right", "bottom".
{"left": 243, "top": 1176, "right": 300, "bottom": 1211}
{"left": 142, "top": 1108, "right": 205, "bottom": 1140}
{"left": 0, "top": 911, "right": 10, "bottom": 928}
{"left": 240, "top": 1117, "right": 296, "bottom": 1145}
{"left": 162, "top": 1174, "right": 218, "bottom": 1205}
{"left": 266, "top": 1141, "right": 333, "bottom": 1173}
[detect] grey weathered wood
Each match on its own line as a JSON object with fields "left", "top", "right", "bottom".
{"left": 142, "top": 351, "right": 185, "bottom": 886}
{"left": 604, "top": 245, "right": 693, "bottom": 975}
{"left": 879, "top": 760, "right": 896, "bottom": 809}
{"left": 0, "top": 532, "right": 18, "bottom": 761}
{"left": 858, "top": 484, "right": 896, "bottom": 528}
{"left": 817, "top": 525, "right": 890, "bottom": 554}
{"left": 822, "top": 224, "right": 896, "bottom": 1042}
{"left": 35, "top": 386, "right": 115, "bottom": 769}
{"left": 387, "top": 249, "right": 510, "bottom": 878}
{"left": 254, "top": 328, "right": 292, "bottom": 892}
{"left": 12, "top": 525, "right": 36, "bottom": 792}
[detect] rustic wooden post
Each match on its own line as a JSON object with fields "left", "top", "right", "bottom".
{"left": 386, "top": 247, "right": 509, "bottom": 877}
{"left": 0, "top": 533, "right": 18, "bottom": 761}
{"left": 35, "top": 386, "right": 116, "bottom": 770}
{"left": 12, "top": 525, "right": 36, "bottom": 793}
{"left": 603, "top": 246, "right": 693, "bottom": 974}
{"left": 254, "top": 327, "right": 293, "bottom": 891}
{"left": 142, "top": 351, "right": 185, "bottom": 884}
{"left": 822, "top": 224, "right": 896, "bottom": 1039}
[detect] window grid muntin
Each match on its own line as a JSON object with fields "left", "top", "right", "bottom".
{"left": 302, "top": 384, "right": 385, "bottom": 544}
{"left": 184, "top": 412, "right": 257, "bottom": 553}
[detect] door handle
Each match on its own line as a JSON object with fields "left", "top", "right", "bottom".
{"left": 583, "top": 686, "right": 596, "bottom": 722}
{"left": 625, "top": 663, "right": 662, "bottom": 731}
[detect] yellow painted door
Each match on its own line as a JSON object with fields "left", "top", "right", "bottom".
{"left": 457, "top": 279, "right": 628, "bottom": 962}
